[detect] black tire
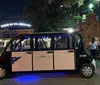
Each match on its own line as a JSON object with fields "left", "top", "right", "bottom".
{"left": 0, "top": 65, "right": 7, "bottom": 79}
{"left": 79, "top": 63, "right": 95, "bottom": 78}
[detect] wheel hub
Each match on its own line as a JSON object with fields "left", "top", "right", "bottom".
{"left": 82, "top": 66, "right": 92, "bottom": 77}
{"left": 0, "top": 68, "right": 6, "bottom": 78}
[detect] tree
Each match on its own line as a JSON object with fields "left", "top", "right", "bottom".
{"left": 64, "top": 0, "right": 84, "bottom": 7}
{"left": 24, "top": 0, "right": 84, "bottom": 32}
{"left": 24, "top": 0, "right": 50, "bottom": 32}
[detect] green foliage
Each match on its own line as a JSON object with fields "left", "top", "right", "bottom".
{"left": 73, "top": 15, "right": 82, "bottom": 22}
{"left": 24, "top": 0, "right": 50, "bottom": 32}
{"left": 64, "top": 0, "right": 77, "bottom": 7}
{"left": 24, "top": 0, "right": 80, "bottom": 32}
{"left": 64, "top": 0, "right": 84, "bottom": 7}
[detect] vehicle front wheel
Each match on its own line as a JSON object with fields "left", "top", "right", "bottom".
{"left": 0, "top": 65, "right": 7, "bottom": 79}
{"left": 80, "top": 64, "right": 95, "bottom": 78}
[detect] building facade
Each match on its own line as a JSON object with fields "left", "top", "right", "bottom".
{"left": 77, "top": 10, "right": 100, "bottom": 47}
{"left": 0, "top": 17, "right": 33, "bottom": 38}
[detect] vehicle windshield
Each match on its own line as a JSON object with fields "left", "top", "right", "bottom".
{"left": 74, "top": 34, "right": 81, "bottom": 50}
{"left": 74, "top": 33, "right": 91, "bottom": 56}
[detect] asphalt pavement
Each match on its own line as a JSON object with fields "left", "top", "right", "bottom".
{"left": 0, "top": 60, "right": 100, "bottom": 85}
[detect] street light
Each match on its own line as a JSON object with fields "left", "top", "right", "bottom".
{"left": 89, "top": 3, "right": 94, "bottom": 9}
{"left": 63, "top": 28, "right": 75, "bottom": 33}
{"left": 96, "top": 0, "right": 100, "bottom": 1}
{"left": 60, "top": 5, "right": 63, "bottom": 7}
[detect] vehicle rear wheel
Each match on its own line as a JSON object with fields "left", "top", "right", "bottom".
{"left": 80, "top": 64, "right": 95, "bottom": 78}
{"left": 0, "top": 66, "right": 6, "bottom": 79}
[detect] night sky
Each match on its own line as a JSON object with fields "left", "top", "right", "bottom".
{"left": 0, "top": 0, "right": 29, "bottom": 19}
{"left": 0, "top": 0, "right": 100, "bottom": 20}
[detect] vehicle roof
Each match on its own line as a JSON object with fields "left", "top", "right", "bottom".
{"left": 5, "top": 31, "right": 81, "bottom": 41}
{"left": 18, "top": 31, "right": 80, "bottom": 35}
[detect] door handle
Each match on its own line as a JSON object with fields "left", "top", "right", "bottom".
{"left": 47, "top": 50, "right": 53, "bottom": 53}
{"left": 68, "top": 50, "right": 74, "bottom": 52}
{"left": 26, "top": 51, "right": 32, "bottom": 54}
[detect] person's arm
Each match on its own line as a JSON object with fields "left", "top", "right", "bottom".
{"left": 88, "top": 42, "right": 91, "bottom": 48}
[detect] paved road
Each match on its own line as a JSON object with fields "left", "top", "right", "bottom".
{"left": 0, "top": 60, "right": 100, "bottom": 85}
{"left": 0, "top": 73, "right": 99, "bottom": 85}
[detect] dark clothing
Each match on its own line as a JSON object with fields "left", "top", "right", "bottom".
{"left": 90, "top": 49, "right": 97, "bottom": 59}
